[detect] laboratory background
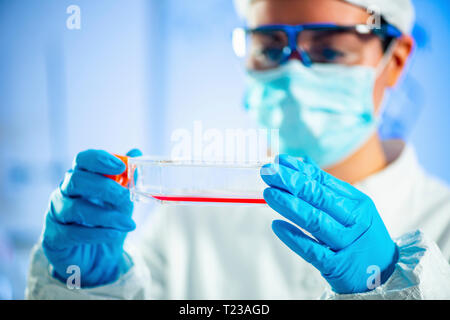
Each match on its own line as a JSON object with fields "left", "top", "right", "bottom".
{"left": 0, "top": 0, "right": 449, "bottom": 299}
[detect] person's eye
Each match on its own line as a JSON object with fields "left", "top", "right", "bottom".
{"left": 261, "top": 47, "right": 284, "bottom": 62}
{"left": 326, "top": 48, "right": 343, "bottom": 58}
{"left": 310, "top": 47, "right": 346, "bottom": 63}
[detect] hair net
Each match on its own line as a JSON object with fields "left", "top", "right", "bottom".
{"left": 233, "top": 0, "right": 415, "bottom": 34}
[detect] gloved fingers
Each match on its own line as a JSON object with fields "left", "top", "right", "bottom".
{"left": 276, "top": 154, "right": 363, "bottom": 199}
{"left": 264, "top": 188, "right": 355, "bottom": 250}
{"left": 60, "top": 169, "right": 132, "bottom": 210}
{"left": 73, "top": 149, "right": 126, "bottom": 175}
{"left": 272, "top": 219, "right": 334, "bottom": 273}
{"left": 43, "top": 213, "right": 126, "bottom": 247}
{"left": 273, "top": 154, "right": 309, "bottom": 171}
{"left": 126, "top": 148, "right": 143, "bottom": 157}
{"left": 261, "top": 162, "right": 358, "bottom": 227}
{"left": 50, "top": 189, "right": 136, "bottom": 231}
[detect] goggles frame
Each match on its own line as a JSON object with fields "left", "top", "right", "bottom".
{"left": 235, "top": 23, "right": 402, "bottom": 67}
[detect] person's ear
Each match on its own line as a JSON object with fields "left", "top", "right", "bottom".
{"left": 387, "top": 35, "right": 414, "bottom": 87}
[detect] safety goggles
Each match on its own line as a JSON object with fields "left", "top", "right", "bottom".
{"left": 232, "top": 23, "right": 402, "bottom": 70}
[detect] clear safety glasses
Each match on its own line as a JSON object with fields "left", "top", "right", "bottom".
{"left": 232, "top": 23, "right": 402, "bottom": 70}
{"left": 105, "top": 156, "right": 269, "bottom": 206}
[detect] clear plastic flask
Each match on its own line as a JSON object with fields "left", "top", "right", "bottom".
{"left": 127, "top": 157, "right": 268, "bottom": 206}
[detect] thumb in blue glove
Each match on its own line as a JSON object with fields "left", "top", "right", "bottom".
{"left": 261, "top": 154, "right": 398, "bottom": 294}
{"left": 42, "top": 148, "right": 142, "bottom": 288}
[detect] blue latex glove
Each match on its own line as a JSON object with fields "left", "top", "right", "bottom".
{"left": 261, "top": 154, "right": 399, "bottom": 294}
{"left": 42, "top": 149, "right": 142, "bottom": 288}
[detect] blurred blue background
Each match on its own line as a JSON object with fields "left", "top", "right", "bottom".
{"left": 0, "top": 0, "right": 448, "bottom": 299}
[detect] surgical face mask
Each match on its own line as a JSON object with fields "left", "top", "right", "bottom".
{"left": 244, "top": 52, "right": 392, "bottom": 168}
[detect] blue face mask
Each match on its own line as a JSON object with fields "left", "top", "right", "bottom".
{"left": 244, "top": 60, "right": 383, "bottom": 168}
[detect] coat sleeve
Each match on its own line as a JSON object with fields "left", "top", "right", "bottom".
{"left": 321, "top": 230, "right": 450, "bottom": 300}
{"left": 25, "top": 243, "right": 152, "bottom": 300}
{"left": 25, "top": 207, "right": 168, "bottom": 300}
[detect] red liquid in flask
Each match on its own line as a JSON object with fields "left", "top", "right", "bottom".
{"left": 151, "top": 195, "right": 266, "bottom": 204}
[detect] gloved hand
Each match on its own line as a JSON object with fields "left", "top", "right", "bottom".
{"left": 261, "top": 154, "right": 399, "bottom": 294}
{"left": 42, "top": 148, "right": 142, "bottom": 288}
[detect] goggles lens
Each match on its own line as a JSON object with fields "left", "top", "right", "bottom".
{"left": 233, "top": 24, "right": 400, "bottom": 70}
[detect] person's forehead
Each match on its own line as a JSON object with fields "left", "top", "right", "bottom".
{"left": 248, "top": 0, "right": 370, "bottom": 27}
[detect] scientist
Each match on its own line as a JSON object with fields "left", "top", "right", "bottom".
{"left": 27, "top": 0, "right": 450, "bottom": 299}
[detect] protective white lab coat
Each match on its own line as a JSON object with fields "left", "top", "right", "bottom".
{"left": 26, "top": 145, "right": 450, "bottom": 299}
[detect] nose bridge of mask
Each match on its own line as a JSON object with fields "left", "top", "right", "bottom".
{"left": 247, "top": 60, "right": 377, "bottom": 117}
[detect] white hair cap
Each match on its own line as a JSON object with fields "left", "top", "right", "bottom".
{"left": 233, "top": 0, "right": 415, "bottom": 34}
